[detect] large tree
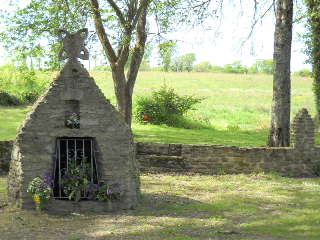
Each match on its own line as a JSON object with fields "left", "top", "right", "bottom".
{"left": 2, "top": 0, "right": 293, "bottom": 131}
{"left": 158, "top": 41, "right": 177, "bottom": 72}
{"left": 268, "top": 0, "right": 293, "bottom": 147}
{"left": 1, "top": 0, "right": 219, "bottom": 126}
{"left": 90, "top": 0, "right": 149, "bottom": 126}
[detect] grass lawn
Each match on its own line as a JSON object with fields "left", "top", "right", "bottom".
{"left": 1, "top": 173, "right": 320, "bottom": 240}
{"left": 0, "top": 71, "right": 317, "bottom": 146}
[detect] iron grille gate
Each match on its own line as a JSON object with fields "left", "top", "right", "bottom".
{"left": 53, "top": 137, "right": 99, "bottom": 199}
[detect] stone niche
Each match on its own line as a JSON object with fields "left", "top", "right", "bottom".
{"left": 7, "top": 59, "right": 140, "bottom": 212}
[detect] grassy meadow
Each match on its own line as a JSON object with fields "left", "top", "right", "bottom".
{"left": 1, "top": 173, "right": 320, "bottom": 240}
{"left": 1, "top": 71, "right": 320, "bottom": 240}
{"left": 0, "top": 71, "right": 316, "bottom": 146}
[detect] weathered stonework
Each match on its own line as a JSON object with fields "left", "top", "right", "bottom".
{"left": 0, "top": 141, "right": 12, "bottom": 175}
{"left": 291, "top": 108, "right": 315, "bottom": 151}
{"left": 135, "top": 108, "right": 320, "bottom": 177}
{"left": 136, "top": 143, "right": 320, "bottom": 177}
{"left": 2, "top": 108, "right": 319, "bottom": 196}
{"left": 7, "top": 59, "right": 140, "bottom": 211}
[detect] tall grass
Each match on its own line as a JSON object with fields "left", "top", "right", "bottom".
{"left": 91, "top": 71, "right": 315, "bottom": 130}
{"left": 0, "top": 70, "right": 316, "bottom": 145}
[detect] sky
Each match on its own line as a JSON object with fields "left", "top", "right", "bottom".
{"left": 0, "top": 0, "right": 311, "bottom": 71}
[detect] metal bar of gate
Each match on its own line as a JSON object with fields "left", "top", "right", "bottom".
{"left": 92, "top": 142, "right": 99, "bottom": 183}
{"left": 53, "top": 140, "right": 58, "bottom": 197}
{"left": 66, "top": 140, "right": 69, "bottom": 171}
{"left": 82, "top": 139, "right": 85, "bottom": 166}
{"left": 74, "top": 139, "right": 77, "bottom": 166}
{"left": 90, "top": 140, "right": 93, "bottom": 183}
{"left": 82, "top": 139, "right": 85, "bottom": 197}
{"left": 58, "top": 139, "right": 61, "bottom": 198}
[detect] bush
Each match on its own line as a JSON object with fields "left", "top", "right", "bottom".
{"left": 0, "top": 90, "right": 21, "bottom": 106}
{"left": 293, "top": 69, "right": 313, "bottom": 78}
{"left": 193, "top": 61, "right": 212, "bottom": 72}
{"left": 134, "top": 85, "right": 204, "bottom": 128}
{"left": 222, "top": 61, "right": 248, "bottom": 74}
{"left": 0, "top": 63, "right": 49, "bottom": 105}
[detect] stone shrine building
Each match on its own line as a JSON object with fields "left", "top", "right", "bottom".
{"left": 7, "top": 28, "right": 140, "bottom": 211}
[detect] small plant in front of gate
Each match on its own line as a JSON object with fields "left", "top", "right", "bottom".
{"left": 61, "top": 157, "right": 123, "bottom": 202}
{"left": 61, "top": 160, "right": 91, "bottom": 201}
{"left": 87, "top": 182, "right": 123, "bottom": 201}
{"left": 27, "top": 173, "right": 53, "bottom": 210}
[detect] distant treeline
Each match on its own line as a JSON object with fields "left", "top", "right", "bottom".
{"left": 94, "top": 57, "right": 312, "bottom": 77}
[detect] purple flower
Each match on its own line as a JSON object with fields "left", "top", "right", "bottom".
{"left": 43, "top": 172, "right": 53, "bottom": 188}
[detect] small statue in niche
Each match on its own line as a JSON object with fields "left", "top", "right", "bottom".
{"left": 58, "top": 28, "right": 89, "bottom": 61}
{"left": 65, "top": 113, "right": 80, "bottom": 129}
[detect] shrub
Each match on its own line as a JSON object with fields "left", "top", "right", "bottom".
{"left": 134, "top": 85, "right": 204, "bottom": 127}
{"left": 193, "top": 61, "right": 212, "bottom": 72}
{"left": 0, "top": 63, "right": 49, "bottom": 105}
{"left": 293, "top": 69, "right": 313, "bottom": 78}
{"left": 0, "top": 90, "right": 21, "bottom": 106}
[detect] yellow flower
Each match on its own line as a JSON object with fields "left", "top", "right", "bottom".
{"left": 33, "top": 194, "right": 41, "bottom": 203}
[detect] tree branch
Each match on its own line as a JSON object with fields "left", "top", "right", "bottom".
{"left": 90, "top": 0, "right": 117, "bottom": 64}
{"left": 131, "top": 0, "right": 149, "bottom": 31}
{"left": 127, "top": 0, "right": 148, "bottom": 95}
{"left": 241, "top": 1, "right": 275, "bottom": 46}
{"left": 118, "top": 0, "right": 148, "bottom": 67}
{"left": 106, "top": 0, "right": 127, "bottom": 28}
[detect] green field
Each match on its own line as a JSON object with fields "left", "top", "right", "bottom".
{"left": 0, "top": 71, "right": 316, "bottom": 146}
{"left": 1, "top": 173, "right": 320, "bottom": 240}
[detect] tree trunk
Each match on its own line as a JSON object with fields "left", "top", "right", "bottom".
{"left": 268, "top": 0, "right": 293, "bottom": 147}
{"left": 90, "top": 0, "right": 148, "bottom": 128}
{"left": 111, "top": 66, "right": 133, "bottom": 125}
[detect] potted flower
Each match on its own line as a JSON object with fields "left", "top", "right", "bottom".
{"left": 87, "top": 181, "right": 123, "bottom": 210}
{"left": 27, "top": 174, "right": 53, "bottom": 211}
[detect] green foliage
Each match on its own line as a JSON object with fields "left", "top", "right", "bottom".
{"left": 0, "top": 91, "right": 21, "bottom": 106}
{"left": 0, "top": 0, "right": 89, "bottom": 69}
{"left": 249, "top": 59, "right": 274, "bottom": 74}
{"left": 0, "top": 63, "right": 49, "bottom": 105}
{"left": 223, "top": 61, "right": 248, "bottom": 74}
{"left": 210, "top": 65, "right": 224, "bottom": 72}
{"left": 61, "top": 159, "right": 91, "bottom": 201}
{"left": 90, "top": 183, "right": 123, "bottom": 201}
{"left": 303, "top": 1, "right": 320, "bottom": 120}
{"left": 134, "top": 85, "right": 203, "bottom": 128}
{"left": 0, "top": 71, "right": 316, "bottom": 146}
{"left": 193, "top": 61, "right": 212, "bottom": 72}
{"left": 172, "top": 53, "right": 196, "bottom": 72}
{"left": 158, "top": 41, "right": 177, "bottom": 72}
{"left": 293, "top": 68, "right": 313, "bottom": 77}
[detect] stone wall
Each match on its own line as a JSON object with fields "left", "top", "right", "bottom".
{"left": 2, "top": 141, "right": 319, "bottom": 177}
{"left": 0, "top": 141, "right": 12, "bottom": 175}
{"left": 1, "top": 109, "right": 319, "bottom": 178}
{"left": 136, "top": 108, "right": 320, "bottom": 177}
{"left": 136, "top": 142, "right": 320, "bottom": 177}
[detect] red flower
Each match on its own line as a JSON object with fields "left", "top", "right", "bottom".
{"left": 143, "top": 115, "right": 149, "bottom": 121}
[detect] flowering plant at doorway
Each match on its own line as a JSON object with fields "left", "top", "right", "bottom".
{"left": 27, "top": 173, "right": 53, "bottom": 210}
